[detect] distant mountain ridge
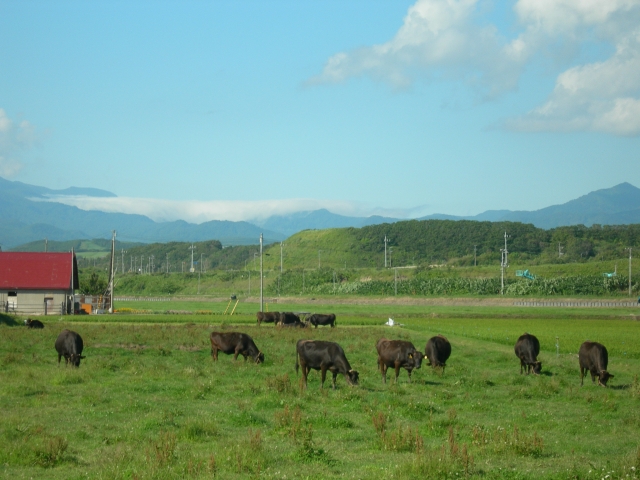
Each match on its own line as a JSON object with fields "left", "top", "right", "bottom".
{"left": 257, "top": 208, "right": 399, "bottom": 236}
{"left": 2, "top": 176, "right": 640, "bottom": 249}
{"left": 0, "top": 177, "right": 284, "bottom": 248}
{"left": 416, "top": 183, "right": 640, "bottom": 228}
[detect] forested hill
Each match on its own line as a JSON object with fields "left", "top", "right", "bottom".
{"left": 275, "top": 220, "right": 640, "bottom": 270}
{"left": 20, "top": 219, "right": 640, "bottom": 272}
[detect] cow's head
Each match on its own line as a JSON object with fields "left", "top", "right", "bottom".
{"left": 69, "top": 353, "right": 86, "bottom": 367}
{"left": 347, "top": 369, "right": 359, "bottom": 386}
{"left": 24, "top": 318, "right": 30, "bottom": 326}
{"left": 411, "top": 351, "right": 424, "bottom": 369}
{"left": 255, "top": 352, "right": 265, "bottom": 364}
{"left": 598, "top": 370, "right": 614, "bottom": 387}
{"left": 532, "top": 361, "right": 542, "bottom": 375}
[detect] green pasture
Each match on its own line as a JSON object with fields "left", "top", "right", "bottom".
{"left": 1, "top": 310, "right": 639, "bottom": 479}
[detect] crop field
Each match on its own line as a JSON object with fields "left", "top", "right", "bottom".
{"left": 1, "top": 309, "right": 639, "bottom": 479}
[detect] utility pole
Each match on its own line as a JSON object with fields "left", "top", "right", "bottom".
{"left": 189, "top": 244, "right": 196, "bottom": 273}
{"left": 384, "top": 236, "right": 388, "bottom": 268}
{"left": 109, "top": 230, "right": 116, "bottom": 313}
{"left": 628, "top": 247, "right": 632, "bottom": 296}
{"left": 318, "top": 250, "right": 322, "bottom": 269}
{"left": 45, "top": 238, "right": 48, "bottom": 252}
{"left": 121, "top": 250, "right": 126, "bottom": 275}
{"left": 260, "top": 233, "right": 263, "bottom": 313}
{"left": 394, "top": 268, "right": 397, "bottom": 296}
{"left": 200, "top": 253, "right": 203, "bottom": 273}
{"left": 558, "top": 243, "right": 563, "bottom": 257}
{"left": 500, "top": 232, "right": 509, "bottom": 295}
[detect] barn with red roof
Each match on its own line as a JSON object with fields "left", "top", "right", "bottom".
{"left": 0, "top": 252, "right": 79, "bottom": 315}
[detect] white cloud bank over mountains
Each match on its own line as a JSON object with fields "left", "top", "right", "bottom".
{"left": 311, "top": 0, "right": 640, "bottom": 136}
{"left": 45, "top": 195, "right": 421, "bottom": 224}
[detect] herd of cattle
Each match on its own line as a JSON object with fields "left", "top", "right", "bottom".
{"left": 24, "top": 312, "right": 615, "bottom": 388}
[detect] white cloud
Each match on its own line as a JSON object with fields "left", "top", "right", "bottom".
{"left": 308, "top": 0, "right": 524, "bottom": 98}
{"left": 42, "top": 195, "right": 418, "bottom": 224}
{"left": 0, "top": 108, "right": 39, "bottom": 176}
{"left": 508, "top": 6, "right": 640, "bottom": 136}
{"left": 312, "top": 0, "right": 640, "bottom": 135}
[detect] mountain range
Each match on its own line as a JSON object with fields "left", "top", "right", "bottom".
{"left": 2, "top": 176, "right": 640, "bottom": 249}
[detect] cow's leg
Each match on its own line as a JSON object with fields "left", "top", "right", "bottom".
{"left": 301, "top": 363, "right": 309, "bottom": 390}
{"left": 407, "top": 369, "right": 412, "bottom": 383}
{"left": 394, "top": 361, "right": 401, "bottom": 384}
{"left": 212, "top": 347, "right": 219, "bottom": 361}
{"left": 320, "top": 365, "right": 328, "bottom": 389}
{"left": 380, "top": 363, "right": 387, "bottom": 384}
{"left": 332, "top": 371, "right": 338, "bottom": 390}
{"left": 57, "top": 353, "right": 62, "bottom": 365}
{"left": 590, "top": 369, "right": 596, "bottom": 384}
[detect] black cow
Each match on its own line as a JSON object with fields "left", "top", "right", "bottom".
{"left": 210, "top": 332, "right": 264, "bottom": 364}
{"left": 579, "top": 341, "right": 614, "bottom": 387}
{"left": 376, "top": 338, "right": 423, "bottom": 384}
{"left": 25, "top": 318, "right": 45, "bottom": 329}
{"left": 514, "top": 333, "right": 542, "bottom": 375}
{"left": 307, "top": 313, "right": 336, "bottom": 328}
{"left": 295, "top": 340, "right": 359, "bottom": 389}
{"left": 55, "top": 330, "right": 85, "bottom": 367}
{"left": 278, "top": 312, "right": 301, "bottom": 326}
{"left": 425, "top": 335, "right": 452, "bottom": 373}
{"left": 257, "top": 311, "right": 280, "bottom": 326}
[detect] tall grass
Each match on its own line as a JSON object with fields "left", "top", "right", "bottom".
{"left": 1, "top": 311, "right": 639, "bottom": 478}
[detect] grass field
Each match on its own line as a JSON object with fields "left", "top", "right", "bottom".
{"left": 1, "top": 308, "right": 639, "bottom": 479}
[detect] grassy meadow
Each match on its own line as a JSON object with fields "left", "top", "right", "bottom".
{"left": 1, "top": 308, "right": 639, "bottom": 479}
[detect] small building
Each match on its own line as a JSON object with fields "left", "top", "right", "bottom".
{"left": 0, "top": 252, "right": 79, "bottom": 315}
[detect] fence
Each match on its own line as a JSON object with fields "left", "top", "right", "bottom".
{"left": 3, "top": 301, "right": 65, "bottom": 315}
{"left": 513, "top": 301, "right": 640, "bottom": 308}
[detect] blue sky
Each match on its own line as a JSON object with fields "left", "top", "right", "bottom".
{"left": 1, "top": 0, "right": 639, "bottom": 224}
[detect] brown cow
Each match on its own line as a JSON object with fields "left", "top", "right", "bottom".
{"left": 295, "top": 340, "right": 358, "bottom": 389}
{"left": 579, "top": 341, "right": 614, "bottom": 387}
{"left": 376, "top": 338, "right": 423, "bottom": 384}
{"left": 256, "top": 311, "right": 280, "bottom": 326}
{"left": 514, "top": 333, "right": 542, "bottom": 375}
{"left": 210, "top": 332, "right": 264, "bottom": 364}
{"left": 425, "top": 335, "right": 452, "bottom": 373}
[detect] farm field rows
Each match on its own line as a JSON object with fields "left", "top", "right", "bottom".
{"left": 1, "top": 309, "right": 639, "bottom": 479}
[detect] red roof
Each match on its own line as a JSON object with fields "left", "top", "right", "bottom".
{"left": 0, "top": 252, "right": 79, "bottom": 290}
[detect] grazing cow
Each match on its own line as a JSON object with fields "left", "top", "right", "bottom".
{"left": 424, "top": 335, "right": 452, "bottom": 373}
{"left": 210, "top": 332, "right": 264, "bottom": 364}
{"left": 256, "top": 311, "right": 280, "bottom": 326}
{"left": 25, "top": 318, "right": 45, "bottom": 329}
{"left": 307, "top": 313, "right": 336, "bottom": 328}
{"left": 375, "top": 338, "right": 423, "bottom": 384}
{"left": 278, "top": 312, "right": 301, "bottom": 326}
{"left": 514, "top": 333, "right": 542, "bottom": 375}
{"left": 579, "top": 341, "right": 614, "bottom": 387}
{"left": 295, "top": 340, "right": 359, "bottom": 389}
{"left": 55, "top": 330, "right": 85, "bottom": 367}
